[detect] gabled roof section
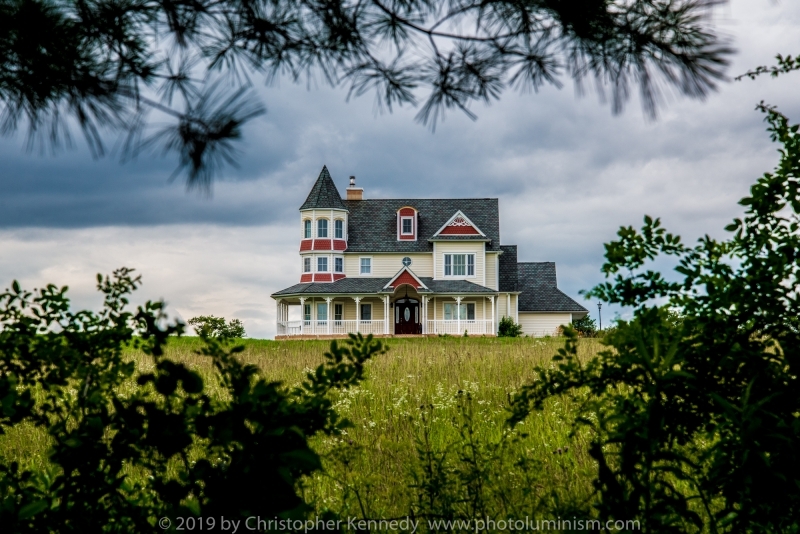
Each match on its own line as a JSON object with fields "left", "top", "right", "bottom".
{"left": 383, "top": 267, "right": 429, "bottom": 290}
{"left": 433, "top": 210, "right": 486, "bottom": 237}
{"left": 344, "top": 198, "right": 500, "bottom": 252}
{"left": 517, "top": 262, "right": 587, "bottom": 313}
{"left": 300, "top": 166, "right": 347, "bottom": 210}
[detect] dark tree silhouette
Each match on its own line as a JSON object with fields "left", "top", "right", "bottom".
{"left": 0, "top": 0, "right": 733, "bottom": 186}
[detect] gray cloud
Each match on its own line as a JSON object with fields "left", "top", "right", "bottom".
{"left": 1, "top": 0, "right": 799, "bottom": 335}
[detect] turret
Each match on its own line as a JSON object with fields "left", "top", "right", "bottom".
{"left": 299, "top": 166, "right": 348, "bottom": 283}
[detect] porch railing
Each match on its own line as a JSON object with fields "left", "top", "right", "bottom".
{"left": 277, "top": 320, "right": 387, "bottom": 336}
{"left": 426, "top": 320, "right": 495, "bottom": 336}
{"left": 277, "top": 319, "right": 496, "bottom": 336}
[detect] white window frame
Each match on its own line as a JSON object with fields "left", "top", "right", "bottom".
{"left": 359, "top": 256, "right": 373, "bottom": 276}
{"left": 303, "top": 219, "right": 312, "bottom": 239}
{"left": 334, "top": 257, "right": 344, "bottom": 273}
{"left": 334, "top": 219, "right": 344, "bottom": 239}
{"left": 317, "top": 219, "right": 328, "bottom": 238}
{"left": 303, "top": 257, "right": 311, "bottom": 273}
{"left": 400, "top": 216, "right": 414, "bottom": 235}
{"left": 443, "top": 253, "right": 476, "bottom": 278}
{"left": 317, "top": 256, "right": 328, "bottom": 272}
{"left": 444, "top": 302, "right": 476, "bottom": 320}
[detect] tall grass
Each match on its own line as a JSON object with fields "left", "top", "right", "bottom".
{"left": 0, "top": 336, "right": 603, "bottom": 523}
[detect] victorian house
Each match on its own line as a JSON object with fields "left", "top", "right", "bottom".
{"left": 272, "top": 167, "right": 587, "bottom": 338}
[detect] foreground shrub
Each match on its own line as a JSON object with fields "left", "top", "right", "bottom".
{"left": 511, "top": 106, "right": 800, "bottom": 533}
{"left": 0, "top": 269, "right": 384, "bottom": 532}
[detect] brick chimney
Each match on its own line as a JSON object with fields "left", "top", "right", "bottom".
{"left": 346, "top": 175, "right": 363, "bottom": 200}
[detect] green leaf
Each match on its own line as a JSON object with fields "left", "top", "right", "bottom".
{"left": 18, "top": 499, "right": 48, "bottom": 519}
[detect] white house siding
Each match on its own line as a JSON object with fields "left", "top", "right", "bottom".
{"left": 343, "top": 253, "right": 433, "bottom": 278}
{"left": 433, "top": 242, "right": 485, "bottom": 281}
{"left": 497, "top": 292, "right": 514, "bottom": 318}
{"left": 518, "top": 313, "right": 572, "bottom": 337}
{"left": 485, "top": 252, "right": 498, "bottom": 290}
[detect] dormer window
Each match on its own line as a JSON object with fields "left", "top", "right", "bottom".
{"left": 397, "top": 207, "right": 417, "bottom": 241}
{"left": 317, "top": 219, "right": 328, "bottom": 238}
{"left": 335, "top": 219, "right": 344, "bottom": 239}
{"left": 303, "top": 220, "right": 311, "bottom": 238}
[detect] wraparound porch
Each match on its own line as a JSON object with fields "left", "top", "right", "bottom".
{"left": 274, "top": 292, "right": 498, "bottom": 338}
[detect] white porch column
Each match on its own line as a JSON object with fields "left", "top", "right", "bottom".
{"left": 507, "top": 293, "right": 511, "bottom": 319}
{"left": 276, "top": 299, "right": 282, "bottom": 334}
{"left": 326, "top": 297, "right": 332, "bottom": 334}
{"left": 456, "top": 296, "right": 462, "bottom": 334}
{"left": 490, "top": 296, "right": 495, "bottom": 335}
{"left": 299, "top": 297, "right": 306, "bottom": 335}
{"left": 384, "top": 295, "right": 390, "bottom": 334}
{"left": 354, "top": 297, "right": 361, "bottom": 333}
{"left": 421, "top": 296, "right": 427, "bottom": 334}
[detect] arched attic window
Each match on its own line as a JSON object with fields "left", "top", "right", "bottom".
{"left": 397, "top": 207, "right": 417, "bottom": 241}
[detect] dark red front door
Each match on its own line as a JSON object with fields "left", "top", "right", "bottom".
{"left": 395, "top": 298, "right": 420, "bottom": 334}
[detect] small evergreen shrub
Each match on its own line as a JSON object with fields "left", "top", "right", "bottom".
{"left": 497, "top": 316, "right": 523, "bottom": 337}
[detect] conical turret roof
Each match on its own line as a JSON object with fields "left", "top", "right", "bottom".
{"left": 300, "top": 166, "right": 347, "bottom": 210}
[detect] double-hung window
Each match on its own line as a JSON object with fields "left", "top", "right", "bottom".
{"left": 317, "top": 219, "right": 328, "bottom": 238}
{"left": 360, "top": 257, "right": 372, "bottom": 275}
{"left": 303, "top": 220, "right": 311, "bottom": 238}
{"left": 401, "top": 217, "right": 413, "bottom": 235}
{"left": 335, "top": 220, "right": 344, "bottom": 239}
{"left": 303, "top": 257, "right": 311, "bottom": 272}
{"left": 334, "top": 257, "right": 343, "bottom": 273}
{"left": 303, "top": 304, "right": 311, "bottom": 322}
{"left": 317, "top": 257, "right": 328, "bottom": 272}
{"left": 444, "top": 302, "right": 475, "bottom": 320}
{"left": 334, "top": 303, "right": 343, "bottom": 322}
{"left": 360, "top": 303, "right": 372, "bottom": 321}
{"left": 444, "top": 254, "right": 475, "bottom": 277}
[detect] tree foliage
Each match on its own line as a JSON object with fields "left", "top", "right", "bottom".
{"left": 0, "top": 268, "right": 386, "bottom": 532}
{"left": 570, "top": 314, "right": 597, "bottom": 337}
{"left": 0, "top": 0, "right": 732, "bottom": 186}
{"left": 188, "top": 315, "right": 246, "bottom": 339}
{"left": 510, "top": 104, "right": 800, "bottom": 533}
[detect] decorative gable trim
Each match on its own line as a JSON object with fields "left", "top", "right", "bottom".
{"left": 383, "top": 267, "right": 429, "bottom": 290}
{"left": 433, "top": 210, "right": 486, "bottom": 237}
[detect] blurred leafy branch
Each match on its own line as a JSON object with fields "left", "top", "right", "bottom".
{"left": 0, "top": 268, "right": 386, "bottom": 531}
{"left": 509, "top": 78, "right": 800, "bottom": 531}
{"left": 0, "top": 0, "right": 732, "bottom": 186}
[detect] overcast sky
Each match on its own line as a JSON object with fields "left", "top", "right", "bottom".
{"left": 2, "top": 0, "right": 800, "bottom": 338}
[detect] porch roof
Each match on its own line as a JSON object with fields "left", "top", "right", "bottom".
{"left": 271, "top": 277, "right": 497, "bottom": 297}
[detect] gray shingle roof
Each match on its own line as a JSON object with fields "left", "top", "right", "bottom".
{"left": 300, "top": 166, "right": 347, "bottom": 210}
{"left": 517, "top": 262, "right": 587, "bottom": 313}
{"left": 271, "top": 277, "right": 497, "bottom": 297}
{"left": 344, "top": 198, "right": 500, "bottom": 253}
{"left": 499, "top": 245, "right": 518, "bottom": 291}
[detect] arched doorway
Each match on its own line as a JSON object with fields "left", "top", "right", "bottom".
{"left": 394, "top": 297, "right": 420, "bottom": 334}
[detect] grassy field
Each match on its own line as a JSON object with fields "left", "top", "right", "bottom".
{"left": 0, "top": 335, "right": 604, "bottom": 523}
